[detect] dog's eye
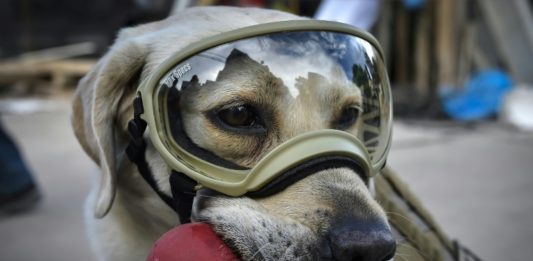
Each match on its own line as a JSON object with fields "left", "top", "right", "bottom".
{"left": 218, "top": 105, "right": 258, "bottom": 128}
{"left": 336, "top": 107, "right": 360, "bottom": 129}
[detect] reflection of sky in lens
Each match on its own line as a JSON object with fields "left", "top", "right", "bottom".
{"left": 160, "top": 31, "right": 380, "bottom": 97}
{"left": 239, "top": 36, "right": 349, "bottom": 97}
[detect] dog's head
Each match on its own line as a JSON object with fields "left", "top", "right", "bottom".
{"left": 72, "top": 6, "right": 395, "bottom": 261}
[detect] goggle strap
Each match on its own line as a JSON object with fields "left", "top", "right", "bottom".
{"left": 169, "top": 171, "right": 197, "bottom": 224}
{"left": 126, "top": 96, "right": 195, "bottom": 224}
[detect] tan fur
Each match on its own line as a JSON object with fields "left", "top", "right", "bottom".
{"left": 72, "top": 6, "right": 391, "bottom": 261}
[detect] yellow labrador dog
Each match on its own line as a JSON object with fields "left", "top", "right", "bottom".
{"left": 72, "top": 6, "right": 395, "bottom": 261}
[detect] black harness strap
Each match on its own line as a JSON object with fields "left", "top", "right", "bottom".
{"left": 169, "top": 170, "right": 197, "bottom": 224}
{"left": 125, "top": 96, "right": 196, "bottom": 224}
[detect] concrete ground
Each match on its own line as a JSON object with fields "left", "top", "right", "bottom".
{"left": 1, "top": 96, "right": 532, "bottom": 261}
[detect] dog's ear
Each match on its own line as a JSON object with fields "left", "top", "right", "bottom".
{"left": 72, "top": 37, "right": 146, "bottom": 218}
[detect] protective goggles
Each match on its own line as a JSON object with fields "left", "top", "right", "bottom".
{"left": 137, "top": 20, "right": 392, "bottom": 196}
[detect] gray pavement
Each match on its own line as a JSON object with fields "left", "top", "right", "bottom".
{"left": 1, "top": 96, "right": 532, "bottom": 261}
{"left": 0, "top": 97, "right": 96, "bottom": 261}
{"left": 388, "top": 121, "right": 533, "bottom": 261}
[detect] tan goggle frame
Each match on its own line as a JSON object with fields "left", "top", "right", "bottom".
{"left": 138, "top": 20, "right": 392, "bottom": 196}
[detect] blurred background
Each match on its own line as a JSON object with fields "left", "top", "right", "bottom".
{"left": 0, "top": 0, "right": 532, "bottom": 260}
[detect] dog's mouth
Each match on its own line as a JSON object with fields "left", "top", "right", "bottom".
{"left": 191, "top": 161, "right": 395, "bottom": 261}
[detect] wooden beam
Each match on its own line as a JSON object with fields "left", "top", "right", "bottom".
{"left": 435, "top": 0, "right": 459, "bottom": 88}
{"left": 414, "top": 2, "right": 432, "bottom": 100}
{"left": 0, "top": 59, "right": 95, "bottom": 90}
{"left": 13, "top": 42, "right": 97, "bottom": 64}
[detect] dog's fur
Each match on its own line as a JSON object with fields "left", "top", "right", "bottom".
{"left": 72, "top": 6, "right": 392, "bottom": 261}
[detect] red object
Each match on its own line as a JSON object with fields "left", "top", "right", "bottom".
{"left": 147, "top": 222, "right": 239, "bottom": 261}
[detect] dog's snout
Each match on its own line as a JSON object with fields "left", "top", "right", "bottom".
{"left": 327, "top": 220, "right": 396, "bottom": 261}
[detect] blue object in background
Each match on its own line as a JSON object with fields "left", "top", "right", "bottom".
{"left": 440, "top": 70, "right": 513, "bottom": 121}
{"left": 0, "top": 120, "right": 36, "bottom": 196}
{"left": 0, "top": 118, "right": 41, "bottom": 214}
{"left": 403, "top": 0, "right": 426, "bottom": 10}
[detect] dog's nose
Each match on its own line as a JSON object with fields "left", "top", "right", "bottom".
{"left": 327, "top": 220, "right": 396, "bottom": 261}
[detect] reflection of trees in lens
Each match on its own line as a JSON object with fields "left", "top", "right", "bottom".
{"left": 352, "top": 55, "right": 382, "bottom": 158}
{"left": 353, "top": 64, "right": 369, "bottom": 88}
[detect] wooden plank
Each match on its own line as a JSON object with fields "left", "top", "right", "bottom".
{"left": 0, "top": 59, "right": 95, "bottom": 89}
{"left": 414, "top": 1, "right": 432, "bottom": 100}
{"left": 394, "top": 5, "right": 410, "bottom": 85}
{"left": 13, "top": 42, "right": 96, "bottom": 64}
{"left": 455, "top": 0, "right": 469, "bottom": 86}
{"left": 435, "top": 0, "right": 459, "bottom": 88}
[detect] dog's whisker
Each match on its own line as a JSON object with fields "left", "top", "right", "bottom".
{"left": 383, "top": 211, "right": 425, "bottom": 248}
{"left": 193, "top": 193, "right": 223, "bottom": 199}
{"left": 393, "top": 253, "right": 412, "bottom": 261}
{"left": 190, "top": 216, "right": 209, "bottom": 223}
{"left": 383, "top": 211, "right": 410, "bottom": 220}
{"left": 278, "top": 240, "right": 295, "bottom": 260}
{"left": 394, "top": 248, "right": 418, "bottom": 260}
{"left": 251, "top": 242, "right": 271, "bottom": 260}
{"left": 296, "top": 251, "right": 314, "bottom": 261}
{"left": 395, "top": 254, "right": 409, "bottom": 261}
{"left": 396, "top": 243, "right": 431, "bottom": 260}
{"left": 392, "top": 252, "right": 410, "bottom": 258}
{"left": 383, "top": 211, "right": 418, "bottom": 227}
